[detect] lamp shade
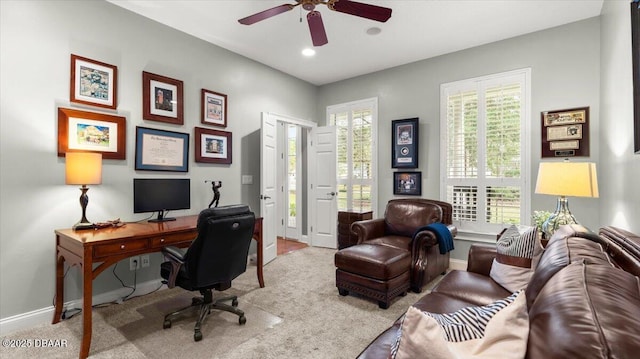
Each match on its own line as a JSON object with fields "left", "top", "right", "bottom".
{"left": 65, "top": 152, "right": 102, "bottom": 185}
{"left": 535, "top": 161, "right": 598, "bottom": 198}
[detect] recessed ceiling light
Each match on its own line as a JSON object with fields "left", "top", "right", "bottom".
{"left": 366, "top": 27, "right": 381, "bottom": 35}
{"left": 302, "top": 48, "right": 316, "bottom": 57}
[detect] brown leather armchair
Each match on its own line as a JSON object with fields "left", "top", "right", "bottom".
{"left": 351, "top": 198, "right": 457, "bottom": 292}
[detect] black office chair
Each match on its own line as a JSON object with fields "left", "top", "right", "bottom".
{"left": 160, "top": 205, "right": 255, "bottom": 341}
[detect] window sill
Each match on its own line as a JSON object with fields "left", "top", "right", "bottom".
{"left": 454, "top": 231, "right": 497, "bottom": 244}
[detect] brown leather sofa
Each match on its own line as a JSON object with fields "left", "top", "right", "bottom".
{"left": 357, "top": 225, "right": 640, "bottom": 358}
{"left": 350, "top": 198, "right": 457, "bottom": 292}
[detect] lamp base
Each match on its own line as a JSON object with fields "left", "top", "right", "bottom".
{"left": 73, "top": 221, "right": 95, "bottom": 231}
{"left": 542, "top": 196, "right": 578, "bottom": 239}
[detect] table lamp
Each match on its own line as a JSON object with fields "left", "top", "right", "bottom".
{"left": 65, "top": 152, "right": 102, "bottom": 230}
{"left": 534, "top": 160, "right": 598, "bottom": 239}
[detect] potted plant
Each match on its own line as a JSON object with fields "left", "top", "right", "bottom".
{"left": 532, "top": 210, "right": 552, "bottom": 240}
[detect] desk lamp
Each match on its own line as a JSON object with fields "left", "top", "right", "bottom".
{"left": 534, "top": 160, "right": 598, "bottom": 239}
{"left": 65, "top": 152, "right": 102, "bottom": 230}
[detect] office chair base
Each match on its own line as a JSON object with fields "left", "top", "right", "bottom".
{"left": 163, "top": 292, "right": 246, "bottom": 342}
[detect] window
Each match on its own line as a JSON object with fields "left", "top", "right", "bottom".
{"left": 440, "top": 69, "right": 531, "bottom": 234}
{"left": 328, "top": 98, "right": 378, "bottom": 213}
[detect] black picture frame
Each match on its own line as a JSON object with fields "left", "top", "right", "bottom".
{"left": 632, "top": 1, "right": 640, "bottom": 154}
{"left": 393, "top": 171, "right": 422, "bottom": 196}
{"left": 392, "top": 118, "right": 419, "bottom": 168}
{"left": 135, "top": 126, "right": 189, "bottom": 172}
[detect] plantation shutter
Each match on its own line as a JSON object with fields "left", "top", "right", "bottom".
{"left": 441, "top": 70, "right": 530, "bottom": 234}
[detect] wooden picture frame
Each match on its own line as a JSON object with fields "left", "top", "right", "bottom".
{"left": 195, "top": 127, "right": 232, "bottom": 164}
{"left": 541, "top": 107, "right": 590, "bottom": 158}
{"left": 631, "top": 1, "right": 640, "bottom": 154}
{"left": 392, "top": 118, "right": 419, "bottom": 168}
{"left": 70, "top": 54, "right": 117, "bottom": 110}
{"left": 135, "top": 126, "right": 189, "bottom": 172}
{"left": 201, "top": 89, "right": 227, "bottom": 128}
{"left": 142, "top": 71, "right": 184, "bottom": 125}
{"left": 57, "top": 107, "right": 126, "bottom": 159}
{"left": 393, "top": 171, "right": 422, "bottom": 196}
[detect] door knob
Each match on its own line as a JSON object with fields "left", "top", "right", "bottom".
{"left": 327, "top": 192, "right": 336, "bottom": 197}
{"left": 261, "top": 195, "right": 271, "bottom": 200}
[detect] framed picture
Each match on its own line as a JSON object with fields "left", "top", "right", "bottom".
{"left": 135, "top": 126, "right": 189, "bottom": 172}
{"left": 393, "top": 171, "right": 422, "bottom": 196}
{"left": 57, "top": 107, "right": 126, "bottom": 159}
{"left": 201, "top": 89, "right": 227, "bottom": 128}
{"left": 70, "top": 54, "right": 117, "bottom": 110}
{"left": 392, "top": 118, "right": 419, "bottom": 168}
{"left": 631, "top": 1, "right": 640, "bottom": 154}
{"left": 541, "top": 107, "right": 589, "bottom": 157}
{"left": 142, "top": 71, "right": 184, "bottom": 125}
{"left": 195, "top": 127, "right": 232, "bottom": 164}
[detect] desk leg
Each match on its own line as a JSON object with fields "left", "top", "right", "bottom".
{"left": 79, "top": 256, "right": 93, "bottom": 359}
{"left": 257, "top": 239, "right": 264, "bottom": 288}
{"left": 52, "top": 252, "right": 64, "bottom": 324}
{"left": 254, "top": 218, "right": 265, "bottom": 288}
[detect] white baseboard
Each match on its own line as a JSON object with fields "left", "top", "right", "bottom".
{"left": 449, "top": 258, "right": 467, "bottom": 271}
{"left": 0, "top": 279, "right": 165, "bottom": 336}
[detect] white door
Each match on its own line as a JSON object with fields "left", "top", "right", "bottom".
{"left": 310, "top": 126, "right": 338, "bottom": 248}
{"left": 260, "top": 113, "right": 277, "bottom": 264}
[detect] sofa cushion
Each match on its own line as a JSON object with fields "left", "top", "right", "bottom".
{"left": 390, "top": 290, "right": 529, "bottom": 359}
{"left": 432, "top": 270, "right": 511, "bottom": 306}
{"left": 489, "top": 225, "right": 541, "bottom": 292}
{"left": 525, "top": 225, "right": 613, "bottom": 308}
{"left": 527, "top": 260, "right": 640, "bottom": 358}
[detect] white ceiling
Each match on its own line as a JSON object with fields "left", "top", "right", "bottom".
{"left": 107, "top": 0, "right": 604, "bottom": 86}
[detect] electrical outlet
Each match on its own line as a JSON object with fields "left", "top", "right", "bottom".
{"left": 129, "top": 256, "right": 140, "bottom": 271}
{"left": 140, "top": 255, "right": 150, "bottom": 268}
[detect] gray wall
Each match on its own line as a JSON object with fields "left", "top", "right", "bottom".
{"left": 599, "top": 1, "right": 640, "bottom": 232}
{"left": 0, "top": 0, "right": 317, "bottom": 319}
{"left": 316, "top": 17, "right": 606, "bottom": 260}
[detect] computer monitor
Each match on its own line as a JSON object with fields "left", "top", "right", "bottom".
{"left": 133, "top": 178, "right": 190, "bottom": 222}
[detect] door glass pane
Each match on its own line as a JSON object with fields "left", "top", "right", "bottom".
{"left": 287, "top": 125, "right": 296, "bottom": 227}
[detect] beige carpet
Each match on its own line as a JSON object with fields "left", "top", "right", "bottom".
{"left": 1, "top": 247, "right": 441, "bottom": 358}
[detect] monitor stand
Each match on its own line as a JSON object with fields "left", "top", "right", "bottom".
{"left": 149, "top": 210, "right": 177, "bottom": 223}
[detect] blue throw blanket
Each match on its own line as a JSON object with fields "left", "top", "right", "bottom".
{"left": 413, "top": 222, "right": 454, "bottom": 254}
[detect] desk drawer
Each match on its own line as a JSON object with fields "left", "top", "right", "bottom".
{"left": 93, "top": 239, "right": 149, "bottom": 258}
{"left": 151, "top": 231, "right": 195, "bottom": 248}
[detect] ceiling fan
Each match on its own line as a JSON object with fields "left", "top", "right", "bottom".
{"left": 238, "top": 0, "right": 392, "bottom": 47}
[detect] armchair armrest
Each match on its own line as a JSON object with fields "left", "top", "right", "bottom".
{"left": 466, "top": 243, "right": 497, "bottom": 276}
{"left": 410, "top": 224, "right": 457, "bottom": 292}
{"left": 351, "top": 218, "right": 386, "bottom": 244}
{"left": 161, "top": 246, "right": 186, "bottom": 288}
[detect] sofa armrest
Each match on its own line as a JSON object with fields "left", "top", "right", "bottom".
{"left": 351, "top": 218, "right": 386, "bottom": 244}
{"left": 466, "top": 243, "right": 496, "bottom": 276}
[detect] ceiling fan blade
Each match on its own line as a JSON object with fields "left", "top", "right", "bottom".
{"left": 238, "top": 4, "right": 296, "bottom": 25}
{"left": 328, "top": 0, "right": 392, "bottom": 23}
{"left": 307, "top": 11, "right": 328, "bottom": 46}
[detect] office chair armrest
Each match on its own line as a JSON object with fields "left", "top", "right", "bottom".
{"left": 162, "top": 246, "right": 186, "bottom": 289}
{"left": 162, "top": 246, "right": 186, "bottom": 262}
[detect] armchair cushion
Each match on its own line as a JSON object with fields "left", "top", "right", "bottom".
{"left": 390, "top": 290, "right": 528, "bottom": 359}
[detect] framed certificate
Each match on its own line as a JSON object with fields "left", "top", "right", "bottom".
{"left": 135, "top": 127, "right": 189, "bottom": 172}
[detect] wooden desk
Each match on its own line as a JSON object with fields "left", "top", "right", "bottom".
{"left": 52, "top": 215, "right": 263, "bottom": 359}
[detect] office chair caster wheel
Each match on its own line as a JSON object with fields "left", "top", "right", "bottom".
{"left": 163, "top": 319, "right": 171, "bottom": 329}
{"left": 194, "top": 330, "right": 203, "bottom": 341}
{"left": 239, "top": 315, "right": 246, "bottom": 325}
{"left": 232, "top": 298, "right": 238, "bottom": 307}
